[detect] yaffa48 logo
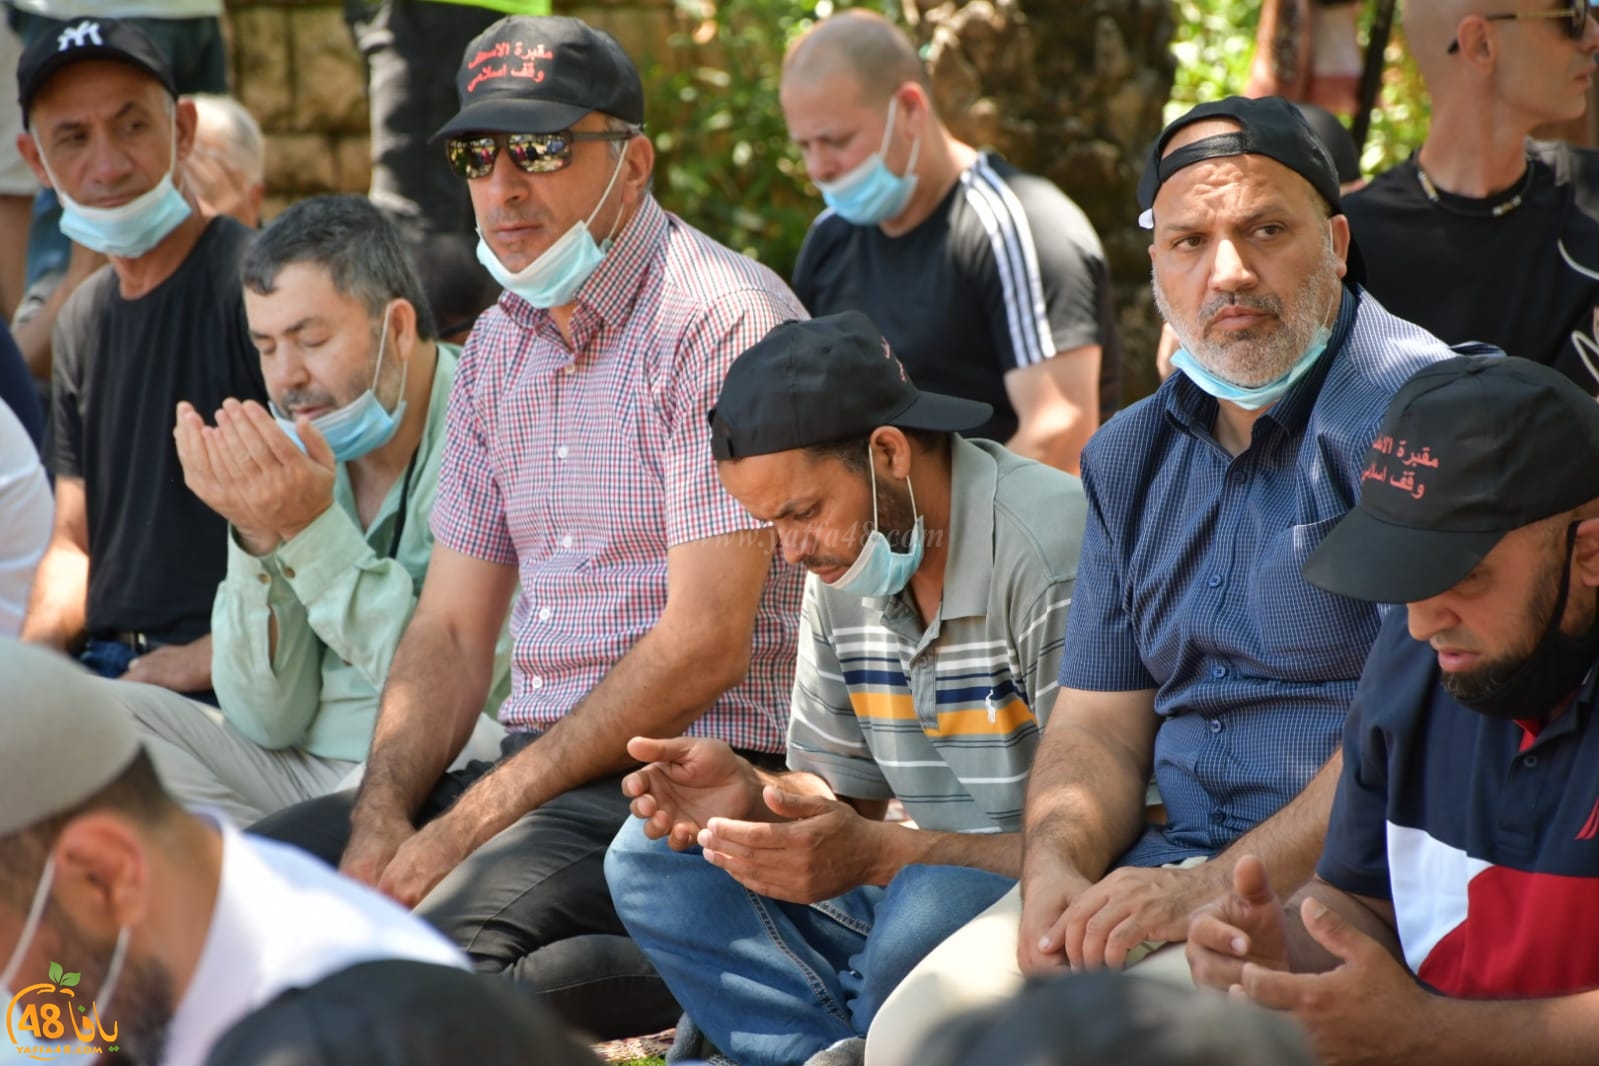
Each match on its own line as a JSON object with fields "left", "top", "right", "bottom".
{"left": 6, "top": 961, "right": 118, "bottom": 1060}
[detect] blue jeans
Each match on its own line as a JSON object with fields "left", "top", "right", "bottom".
{"left": 606, "top": 816, "right": 1014, "bottom": 1066}
{"left": 80, "top": 637, "right": 137, "bottom": 679}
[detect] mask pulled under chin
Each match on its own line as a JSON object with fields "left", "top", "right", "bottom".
{"left": 40, "top": 110, "right": 192, "bottom": 258}
{"left": 816, "top": 95, "right": 921, "bottom": 227}
{"left": 476, "top": 149, "right": 629, "bottom": 309}
{"left": 1170, "top": 325, "right": 1330, "bottom": 412}
{"left": 1453, "top": 522, "right": 1599, "bottom": 722}
{"left": 272, "top": 304, "right": 407, "bottom": 462}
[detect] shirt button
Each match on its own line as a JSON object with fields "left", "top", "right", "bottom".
{"left": 1210, "top": 810, "right": 1227, "bottom": 824}
{"left": 257, "top": 573, "right": 270, "bottom": 585}
{"left": 562, "top": 535, "right": 573, "bottom": 549}
{"left": 1209, "top": 718, "right": 1223, "bottom": 734}
{"left": 1523, "top": 755, "right": 1539, "bottom": 768}
{"left": 562, "top": 365, "right": 575, "bottom": 376}
{"left": 1207, "top": 574, "right": 1222, "bottom": 588}
{"left": 556, "top": 446, "right": 569, "bottom": 460}
{"left": 283, "top": 566, "right": 296, "bottom": 579}
{"left": 530, "top": 676, "right": 544, "bottom": 690}
{"left": 1230, "top": 470, "right": 1246, "bottom": 485}
{"left": 1211, "top": 665, "right": 1226, "bottom": 679}
{"left": 538, "top": 607, "right": 552, "bottom": 622}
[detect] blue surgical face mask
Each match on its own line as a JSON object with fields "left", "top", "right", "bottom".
{"left": 816, "top": 96, "right": 922, "bottom": 227}
{"left": 1170, "top": 324, "right": 1332, "bottom": 411}
{"left": 38, "top": 102, "right": 193, "bottom": 258}
{"left": 827, "top": 447, "right": 924, "bottom": 599}
{"left": 476, "top": 149, "right": 628, "bottom": 309}
{"left": 273, "top": 304, "right": 408, "bottom": 462}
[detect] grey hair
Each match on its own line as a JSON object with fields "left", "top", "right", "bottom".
{"left": 241, "top": 195, "right": 438, "bottom": 341}
{"left": 600, "top": 113, "right": 641, "bottom": 162}
{"left": 186, "top": 93, "right": 265, "bottom": 185}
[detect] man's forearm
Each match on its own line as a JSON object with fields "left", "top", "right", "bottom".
{"left": 20, "top": 542, "right": 89, "bottom": 648}
{"left": 428, "top": 625, "right": 748, "bottom": 853}
{"left": 1282, "top": 877, "right": 1402, "bottom": 973}
{"left": 1023, "top": 721, "right": 1150, "bottom": 883}
{"left": 354, "top": 614, "right": 496, "bottom": 823}
{"left": 1211, "top": 751, "right": 1342, "bottom": 895}
{"left": 890, "top": 827, "right": 1023, "bottom": 880}
{"left": 1422, "top": 988, "right": 1599, "bottom": 1066}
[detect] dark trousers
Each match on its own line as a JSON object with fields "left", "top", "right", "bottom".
{"left": 250, "top": 742, "right": 680, "bottom": 1040}
{"left": 345, "top": 0, "right": 503, "bottom": 240}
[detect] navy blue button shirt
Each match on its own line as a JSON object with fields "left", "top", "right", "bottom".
{"left": 1061, "top": 290, "right": 1461, "bottom": 866}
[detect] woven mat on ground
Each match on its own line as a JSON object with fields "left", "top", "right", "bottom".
{"left": 592, "top": 1028, "right": 674, "bottom": 1062}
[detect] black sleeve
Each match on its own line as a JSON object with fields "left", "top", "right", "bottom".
{"left": 790, "top": 216, "right": 833, "bottom": 313}
{"left": 972, "top": 169, "right": 1112, "bottom": 370}
{"left": 46, "top": 278, "right": 102, "bottom": 480}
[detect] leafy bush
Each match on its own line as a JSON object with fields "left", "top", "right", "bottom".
{"left": 1167, "top": 0, "right": 1430, "bottom": 176}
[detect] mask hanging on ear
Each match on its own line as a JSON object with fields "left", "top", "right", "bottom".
{"left": 827, "top": 445, "right": 925, "bottom": 598}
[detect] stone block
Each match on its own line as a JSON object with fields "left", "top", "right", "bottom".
{"left": 265, "top": 132, "right": 339, "bottom": 194}
{"left": 232, "top": 8, "right": 293, "bottom": 130}
{"left": 289, "top": 7, "right": 369, "bottom": 135}
{"left": 335, "top": 135, "right": 373, "bottom": 194}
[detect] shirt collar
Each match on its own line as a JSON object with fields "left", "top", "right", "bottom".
{"left": 938, "top": 436, "right": 999, "bottom": 621}
{"left": 496, "top": 195, "right": 668, "bottom": 334}
{"left": 1164, "top": 287, "right": 1360, "bottom": 438}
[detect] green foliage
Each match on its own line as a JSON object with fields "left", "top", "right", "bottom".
{"left": 641, "top": 0, "right": 831, "bottom": 281}
{"left": 1168, "top": 0, "right": 1431, "bottom": 176}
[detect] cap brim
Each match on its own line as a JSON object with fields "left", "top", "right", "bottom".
{"left": 431, "top": 98, "right": 593, "bottom": 142}
{"left": 1302, "top": 508, "right": 1506, "bottom": 604}
{"left": 890, "top": 391, "right": 994, "bottom": 434}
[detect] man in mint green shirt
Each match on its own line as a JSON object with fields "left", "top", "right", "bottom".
{"left": 120, "top": 195, "right": 508, "bottom": 826}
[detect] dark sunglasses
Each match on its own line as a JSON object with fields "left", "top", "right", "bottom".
{"left": 444, "top": 128, "right": 638, "bottom": 179}
{"left": 1448, "top": 0, "right": 1595, "bottom": 52}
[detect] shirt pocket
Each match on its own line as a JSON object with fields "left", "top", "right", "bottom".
{"left": 1247, "top": 515, "right": 1378, "bottom": 682}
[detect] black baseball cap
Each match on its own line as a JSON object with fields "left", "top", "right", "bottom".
{"left": 1294, "top": 102, "right": 1362, "bottom": 187}
{"left": 433, "top": 15, "right": 644, "bottom": 140}
{"left": 1303, "top": 355, "right": 1599, "bottom": 604}
{"left": 17, "top": 17, "right": 177, "bottom": 121}
{"left": 1137, "top": 95, "right": 1365, "bottom": 286}
{"left": 708, "top": 312, "right": 992, "bottom": 460}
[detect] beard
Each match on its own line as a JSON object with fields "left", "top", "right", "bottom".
{"left": 872, "top": 478, "right": 919, "bottom": 552}
{"left": 46, "top": 912, "right": 176, "bottom": 1065}
{"left": 1438, "top": 544, "right": 1565, "bottom": 706}
{"left": 1153, "top": 234, "right": 1340, "bottom": 388}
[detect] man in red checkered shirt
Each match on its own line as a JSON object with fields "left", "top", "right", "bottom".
{"left": 252, "top": 15, "right": 806, "bottom": 1039}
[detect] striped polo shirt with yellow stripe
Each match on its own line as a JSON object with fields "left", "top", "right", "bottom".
{"left": 787, "top": 437, "right": 1086, "bottom": 835}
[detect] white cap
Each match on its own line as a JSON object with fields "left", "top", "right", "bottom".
{"left": 0, "top": 640, "right": 141, "bottom": 837}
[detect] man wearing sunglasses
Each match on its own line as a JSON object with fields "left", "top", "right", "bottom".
{"left": 252, "top": 14, "right": 808, "bottom": 1041}
{"left": 1344, "top": 0, "right": 1599, "bottom": 396}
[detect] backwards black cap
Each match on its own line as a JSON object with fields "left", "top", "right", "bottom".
{"left": 1303, "top": 355, "right": 1599, "bottom": 604}
{"left": 434, "top": 15, "right": 644, "bottom": 141}
{"left": 1137, "top": 95, "right": 1364, "bottom": 287}
{"left": 16, "top": 17, "right": 176, "bottom": 121}
{"left": 708, "top": 312, "right": 992, "bottom": 461}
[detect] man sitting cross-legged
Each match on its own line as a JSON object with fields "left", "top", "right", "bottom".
{"left": 606, "top": 311, "right": 1087, "bottom": 1066}
{"left": 108, "top": 195, "right": 507, "bottom": 828}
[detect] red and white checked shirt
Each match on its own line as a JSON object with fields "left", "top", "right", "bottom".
{"left": 433, "top": 197, "right": 805, "bottom": 752}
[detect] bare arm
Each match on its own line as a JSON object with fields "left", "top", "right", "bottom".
{"left": 428, "top": 529, "right": 776, "bottom": 853}
{"left": 20, "top": 475, "right": 89, "bottom": 650}
{"left": 1022, "top": 686, "right": 1159, "bottom": 884}
{"left": 1003, "top": 346, "right": 1101, "bottom": 475}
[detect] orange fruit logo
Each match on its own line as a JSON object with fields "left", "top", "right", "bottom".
{"left": 6, "top": 962, "right": 118, "bottom": 1061}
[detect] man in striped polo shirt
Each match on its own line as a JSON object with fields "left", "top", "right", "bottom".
{"left": 606, "top": 311, "right": 1087, "bottom": 1066}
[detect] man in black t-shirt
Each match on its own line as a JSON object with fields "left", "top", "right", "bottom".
{"left": 781, "top": 10, "right": 1118, "bottom": 475}
{"left": 14, "top": 18, "right": 266, "bottom": 698}
{"left": 1344, "top": 0, "right": 1599, "bottom": 396}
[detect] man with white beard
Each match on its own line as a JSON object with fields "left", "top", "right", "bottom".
{"left": 865, "top": 96, "right": 1467, "bottom": 1066}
